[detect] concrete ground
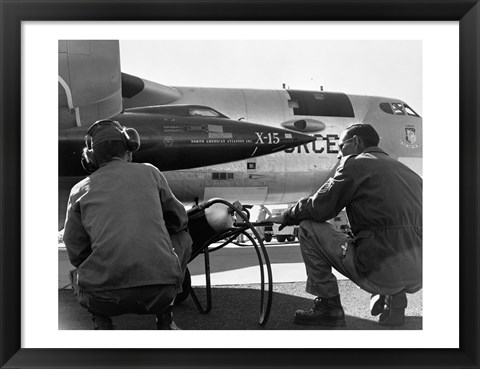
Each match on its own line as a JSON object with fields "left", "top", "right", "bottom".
{"left": 59, "top": 281, "right": 422, "bottom": 330}
{"left": 58, "top": 243, "right": 422, "bottom": 330}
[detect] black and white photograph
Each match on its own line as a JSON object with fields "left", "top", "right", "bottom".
{"left": 57, "top": 39, "right": 424, "bottom": 332}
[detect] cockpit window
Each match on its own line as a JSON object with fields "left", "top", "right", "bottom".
{"left": 380, "top": 102, "right": 420, "bottom": 117}
{"left": 391, "top": 103, "right": 405, "bottom": 115}
{"left": 404, "top": 104, "right": 420, "bottom": 117}
{"left": 151, "top": 105, "right": 227, "bottom": 118}
{"left": 189, "top": 108, "right": 221, "bottom": 117}
{"left": 380, "top": 103, "right": 393, "bottom": 114}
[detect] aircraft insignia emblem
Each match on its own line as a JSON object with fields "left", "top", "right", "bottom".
{"left": 405, "top": 127, "right": 416, "bottom": 144}
{"left": 400, "top": 125, "right": 421, "bottom": 149}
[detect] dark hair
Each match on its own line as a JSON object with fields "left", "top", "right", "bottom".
{"left": 345, "top": 123, "right": 380, "bottom": 147}
{"left": 93, "top": 141, "right": 128, "bottom": 167}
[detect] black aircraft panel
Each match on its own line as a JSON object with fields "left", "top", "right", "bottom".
{"left": 287, "top": 90, "right": 355, "bottom": 118}
{"left": 121, "top": 73, "right": 145, "bottom": 98}
{"left": 58, "top": 109, "right": 315, "bottom": 176}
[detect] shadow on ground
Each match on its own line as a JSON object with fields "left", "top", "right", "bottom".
{"left": 59, "top": 280, "right": 422, "bottom": 330}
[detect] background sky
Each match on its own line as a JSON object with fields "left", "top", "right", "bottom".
{"left": 119, "top": 40, "right": 422, "bottom": 115}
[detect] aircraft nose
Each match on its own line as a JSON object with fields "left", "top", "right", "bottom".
{"left": 190, "top": 118, "right": 316, "bottom": 159}
{"left": 109, "top": 113, "right": 317, "bottom": 172}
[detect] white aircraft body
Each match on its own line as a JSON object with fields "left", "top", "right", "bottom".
{"left": 120, "top": 75, "right": 422, "bottom": 205}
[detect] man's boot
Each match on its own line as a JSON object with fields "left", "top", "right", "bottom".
{"left": 370, "top": 294, "right": 386, "bottom": 316}
{"left": 379, "top": 292, "right": 407, "bottom": 326}
{"left": 294, "top": 296, "right": 346, "bottom": 327}
{"left": 91, "top": 314, "right": 114, "bottom": 330}
{"left": 156, "top": 306, "right": 181, "bottom": 330}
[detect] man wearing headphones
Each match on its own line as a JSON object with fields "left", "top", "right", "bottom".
{"left": 63, "top": 119, "right": 192, "bottom": 330}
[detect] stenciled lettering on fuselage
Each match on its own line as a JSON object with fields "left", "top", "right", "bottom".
{"left": 190, "top": 139, "right": 252, "bottom": 144}
{"left": 285, "top": 133, "right": 340, "bottom": 154}
{"left": 255, "top": 132, "right": 284, "bottom": 144}
{"left": 186, "top": 131, "right": 339, "bottom": 154}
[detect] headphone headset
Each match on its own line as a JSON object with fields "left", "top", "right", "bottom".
{"left": 81, "top": 119, "right": 141, "bottom": 173}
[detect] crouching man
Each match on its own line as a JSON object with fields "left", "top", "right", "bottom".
{"left": 63, "top": 119, "right": 192, "bottom": 330}
{"left": 270, "top": 123, "right": 422, "bottom": 327}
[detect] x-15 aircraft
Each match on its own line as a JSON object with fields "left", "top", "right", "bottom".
{"left": 59, "top": 40, "right": 422, "bottom": 229}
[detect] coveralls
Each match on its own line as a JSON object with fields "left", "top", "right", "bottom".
{"left": 282, "top": 147, "right": 422, "bottom": 298}
{"left": 256, "top": 205, "right": 272, "bottom": 240}
{"left": 64, "top": 158, "right": 192, "bottom": 322}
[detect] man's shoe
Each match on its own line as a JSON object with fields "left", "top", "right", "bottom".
{"left": 379, "top": 308, "right": 405, "bottom": 326}
{"left": 378, "top": 292, "right": 407, "bottom": 327}
{"left": 294, "top": 296, "right": 346, "bottom": 327}
{"left": 156, "top": 307, "right": 182, "bottom": 330}
{"left": 92, "top": 314, "right": 115, "bottom": 330}
{"left": 370, "top": 294, "right": 386, "bottom": 316}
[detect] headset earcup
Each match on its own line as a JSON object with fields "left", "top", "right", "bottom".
{"left": 81, "top": 147, "right": 99, "bottom": 173}
{"left": 125, "top": 127, "right": 140, "bottom": 152}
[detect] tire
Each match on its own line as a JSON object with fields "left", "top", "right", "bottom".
{"left": 264, "top": 234, "right": 272, "bottom": 242}
{"left": 276, "top": 235, "right": 286, "bottom": 243}
{"left": 174, "top": 268, "right": 191, "bottom": 305}
{"left": 287, "top": 235, "right": 296, "bottom": 242}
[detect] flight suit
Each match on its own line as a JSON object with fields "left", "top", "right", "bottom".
{"left": 256, "top": 206, "right": 272, "bottom": 240}
{"left": 64, "top": 158, "right": 192, "bottom": 322}
{"left": 283, "top": 147, "right": 422, "bottom": 298}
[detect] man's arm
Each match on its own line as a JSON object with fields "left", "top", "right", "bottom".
{"left": 283, "top": 159, "right": 357, "bottom": 226}
{"left": 155, "top": 169, "right": 189, "bottom": 234}
{"left": 268, "top": 215, "right": 286, "bottom": 230}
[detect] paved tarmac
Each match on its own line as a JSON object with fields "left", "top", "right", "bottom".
{"left": 58, "top": 243, "right": 345, "bottom": 288}
{"left": 58, "top": 242, "right": 422, "bottom": 330}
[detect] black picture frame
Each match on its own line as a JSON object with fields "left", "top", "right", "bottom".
{"left": 1, "top": 1, "right": 479, "bottom": 368}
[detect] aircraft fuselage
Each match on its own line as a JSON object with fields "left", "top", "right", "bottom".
{"left": 59, "top": 73, "right": 422, "bottom": 228}
{"left": 121, "top": 82, "right": 422, "bottom": 206}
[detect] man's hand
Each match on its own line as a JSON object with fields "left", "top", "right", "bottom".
{"left": 268, "top": 215, "right": 287, "bottom": 231}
